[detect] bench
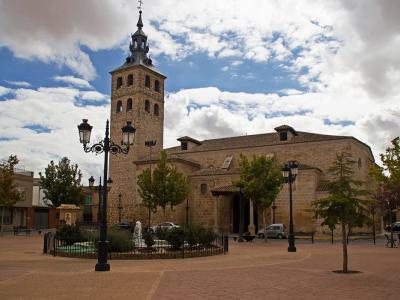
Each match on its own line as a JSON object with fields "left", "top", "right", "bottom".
{"left": 242, "top": 235, "right": 256, "bottom": 242}
{"left": 294, "top": 231, "right": 315, "bottom": 244}
{"left": 13, "top": 226, "right": 31, "bottom": 235}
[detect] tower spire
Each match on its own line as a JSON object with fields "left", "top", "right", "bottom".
{"left": 137, "top": 10, "right": 143, "bottom": 29}
{"left": 126, "top": 1, "right": 152, "bottom": 66}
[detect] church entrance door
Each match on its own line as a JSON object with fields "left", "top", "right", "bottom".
{"left": 232, "top": 194, "right": 258, "bottom": 234}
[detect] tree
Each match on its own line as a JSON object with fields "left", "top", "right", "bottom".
{"left": 234, "top": 154, "right": 283, "bottom": 209}
{"left": 137, "top": 168, "right": 157, "bottom": 228}
{"left": 369, "top": 137, "right": 400, "bottom": 247}
{"left": 0, "top": 155, "right": 24, "bottom": 233}
{"left": 137, "top": 151, "right": 189, "bottom": 221}
{"left": 311, "top": 153, "right": 370, "bottom": 273}
{"left": 39, "top": 157, "right": 84, "bottom": 207}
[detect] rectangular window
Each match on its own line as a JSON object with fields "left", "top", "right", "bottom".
{"left": 0, "top": 207, "right": 13, "bottom": 224}
{"left": 181, "top": 142, "right": 188, "bottom": 150}
{"left": 200, "top": 183, "right": 208, "bottom": 194}
{"left": 83, "top": 205, "right": 93, "bottom": 222}
{"left": 85, "top": 196, "right": 93, "bottom": 205}
{"left": 279, "top": 132, "right": 288, "bottom": 141}
{"left": 222, "top": 156, "right": 233, "bottom": 169}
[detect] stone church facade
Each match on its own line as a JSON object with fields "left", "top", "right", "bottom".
{"left": 107, "top": 11, "right": 375, "bottom": 234}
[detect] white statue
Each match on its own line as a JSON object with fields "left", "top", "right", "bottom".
{"left": 133, "top": 220, "right": 142, "bottom": 239}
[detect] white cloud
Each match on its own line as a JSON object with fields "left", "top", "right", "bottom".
{"left": 164, "top": 86, "right": 400, "bottom": 163}
{"left": 53, "top": 76, "right": 92, "bottom": 89}
{"left": 80, "top": 91, "right": 108, "bottom": 101}
{"left": 0, "top": 0, "right": 139, "bottom": 80}
{"left": 0, "top": 85, "right": 109, "bottom": 180}
{"left": 280, "top": 89, "right": 303, "bottom": 96}
{"left": 4, "top": 80, "right": 31, "bottom": 87}
{"left": 0, "top": 85, "right": 11, "bottom": 96}
{"left": 2, "top": 0, "right": 400, "bottom": 171}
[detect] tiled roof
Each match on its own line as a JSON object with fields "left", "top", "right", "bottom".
{"left": 134, "top": 154, "right": 200, "bottom": 168}
{"left": 211, "top": 185, "right": 240, "bottom": 195}
{"left": 165, "top": 130, "right": 357, "bottom": 153}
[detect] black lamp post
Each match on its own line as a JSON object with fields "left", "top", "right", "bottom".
{"left": 118, "top": 194, "right": 122, "bottom": 224}
{"left": 272, "top": 201, "right": 277, "bottom": 224}
{"left": 78, "top": 119, "right": 135, "bottom": 272}
{"left": 88, "top": 176, "right": 111, "bottom": 226}
{"left": 282, "top": 161, "right": 298, "bottom": 253}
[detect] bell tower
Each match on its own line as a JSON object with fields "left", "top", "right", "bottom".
{"left": 108, "top": 9, "right": 166, "bottom": 223}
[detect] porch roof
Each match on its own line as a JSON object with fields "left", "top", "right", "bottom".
{"left": 211, "top": 185, "right": 240, "bottom": 196}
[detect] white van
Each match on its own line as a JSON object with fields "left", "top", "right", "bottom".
{"left": 257, "top": 224, "right": 287, "bottom": 239}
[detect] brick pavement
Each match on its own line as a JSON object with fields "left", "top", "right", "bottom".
{"left": 0, "top": 235, "right": 399, "bottom": 299}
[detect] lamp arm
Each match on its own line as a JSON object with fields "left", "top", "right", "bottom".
{"left": 82, "top": 140, "right": 129, "bottom": 155}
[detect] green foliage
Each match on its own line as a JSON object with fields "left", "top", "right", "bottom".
{"left": 55, "top": 224, "right": 84, "bottom": 245}
{"left": 85, "top": 228, "right": 133, "bottom": 252}
{"left": 312, "top": 153, "right": 370, "bottom": 229}
{"left": 0, "top": 155, "right": 24, "bottom": 207}
{"left": 184, "top": 224, "right": 201, "bottom": 247}
{"left": 234, "top": 154, "right": 283, "bottom": 209}
{"left": 137, "top": 168, "right": 157, "bottom": 223}
{"left": 137, "top": 151, "right": 189, "bottom": 213}
{"left": 143, "top": 231, "right": 155, "bottom": 248}
{"left": 39, "top": 157, "right": 84, "bottom": 207}
{"left": 165, "top": 227, "right": 185, "bottom": 250}
{"left": 155, "top": 226, "right": 169, "bottom": 240}
{"left": 311, "top": 153, "right": 370, "bottom": 272}
{"left": 369, "top": 137, "right": 400, "bottom": 217}
{"left": 197, "top": 227, "right": 216, "bottom": 248}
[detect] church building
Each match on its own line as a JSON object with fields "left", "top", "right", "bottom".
{"left": 107, "top": 11, "right": 375, "bottom": 234}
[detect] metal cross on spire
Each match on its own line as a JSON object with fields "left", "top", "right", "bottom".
{"left": 137, "top": 0, "right": 143, "bottom": 11}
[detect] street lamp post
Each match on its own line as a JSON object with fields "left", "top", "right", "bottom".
{"left": 78, "top": 119, "right": 135, "bottom": 272}
{"left": 118, "top": 194, "right": 122, "bottom": 224}
{"left": 282, "top": 161, "right": 298, "bottom": 253}
{"left": 88, "top": 176, "right": 112, "bottom": 225}
{"left": 272, "top": 201, "right": 277, "bottom": 224}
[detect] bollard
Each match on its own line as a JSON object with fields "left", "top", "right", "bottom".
{"left": 223, "top": 235, "right": 229, "bottom": 254}
{"left": 43, "top": 233, "right": 48, "bottom": 254}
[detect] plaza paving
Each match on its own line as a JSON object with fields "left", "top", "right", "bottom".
{"left": 0, "top": 235, "right": 399, "bottom": 299}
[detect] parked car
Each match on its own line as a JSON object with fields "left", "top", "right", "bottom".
{"left": 150, "top": 222, "right": 180, "bottom": 233}
{"left": 113, "top": 222, "right": 134, "bottom": 232}
{"left": 385, "top": 221, "right": 400, "bottom": 233}
{"left": 257, "top": 224, "right": 287, "bottom": 239}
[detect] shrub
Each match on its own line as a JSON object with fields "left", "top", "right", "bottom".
{"left": 84, "top": 228, "right": 133, "bottom": 252}
{"left": 184, "top": 225, "right": 201, "bottom": 248}
{"left": 198, "top": 227, "right": 216, "bottom": 248}
{"left": 55, "top": 224, "right": 84, "bottom": 245}
{"left": 107, "top": 228, "right": 133, "bottom": 252}
{"left": 155, "top": 226, "right": 169, "bottom": 240}
{"left": 166, "top": 227, "right": 185, "bottom": 250}
{"left": 143, "top": 231, "right": 155, "bottom": 248}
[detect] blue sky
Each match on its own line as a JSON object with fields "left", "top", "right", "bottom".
{"left": 1, "top": 0, "right": 400, "bottom": 178}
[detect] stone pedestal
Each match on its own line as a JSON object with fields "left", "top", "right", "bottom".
{"left": 57, "top": 204, "right": 81, "bottom": 225}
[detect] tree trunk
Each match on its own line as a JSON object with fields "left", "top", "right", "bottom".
{"left": 341, "top": 222, "right": 348, "bottom": 273}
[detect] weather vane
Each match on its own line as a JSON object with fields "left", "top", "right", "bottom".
{"left": 137, "top": 0, "right": 143, "bottom": 11}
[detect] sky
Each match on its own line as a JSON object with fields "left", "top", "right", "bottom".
{"left": 0, "top": 0, "right": 400, "bottom": 180}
